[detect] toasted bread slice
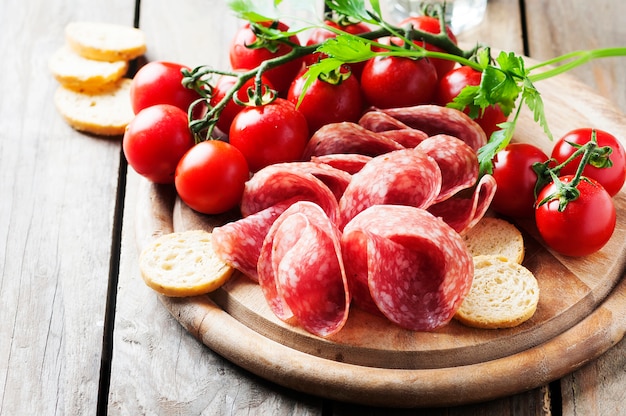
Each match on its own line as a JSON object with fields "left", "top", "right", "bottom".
{"left": 139, "top": 230, "right": 234, "bottom": 297}
{"left": 49, "top": 45, "right": 128, "bottom": 91}
{"left": 65, "top": 21, "right": 146, "bottom": 62}
{"left": 54, "top": 77, "right": 134, "bottom": 136}
{"left": 454, "top": 255, "right": 539, "bottom": 329}
{"left": 463, "top": 217, "right": 525, "bottom": 264}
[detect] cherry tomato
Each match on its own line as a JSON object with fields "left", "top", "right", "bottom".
{"left": 123, "top": 104, "right": 195, "bottom": 184}
{"left": 287, "top": 67, "right": 363, "bottom": 133}
{"left": 535, "top": 175, "right": 616, "bottom": 257}
{"left": 210, "top": 74, "right": 275, "bottom": 134}
{"left": 490, "top": 143, "right": 549, "bottom": 218}
{"left": 436, "top": 65, "right": 507, "bottom": 138}
{"left": 360, "top": 55, "right": 437, "bottom": 108}
{"left": 550, "top": 128, "right": 626, "bottom": 196}
{"left": 229, "top": 98, "right": 309, "bottom": 172}
{"left": 304, "top": 20, "right": 371, "bottom": 78}
{"left": 229, "top": 21, "right": 303, "bottom": 93}
{"left": 175, "top": 140, "right": 249, "bottom": 215}
{"left": 130, "top": 61, "right": 201, "bottom": 114}
{"left": 397, "top": 16, "right": 458, "bottom": 78}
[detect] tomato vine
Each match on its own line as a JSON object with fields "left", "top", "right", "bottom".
{"left": 182, "top": 0, "right": 626, "bottom": 175}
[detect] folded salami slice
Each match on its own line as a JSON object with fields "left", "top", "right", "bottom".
{"left": 241, "top": 164, "right": 340, "bottom": 224}
{"left": 258, "top": 201, "right": 350, "bottom": 337}
{"left": 338, "top": 148, "right": 442, "bottom": 229}
{"left": 358, "top": 110, "right": 412, "bottom": 132}
{"left": 428, "top": 174, "right": 498, "bottom": 234}
{"left": 378, "top": 129, "right": 428, "bottom": 148}
{"left": 311, "top": 154, "right": 372, "bottom": 175}
{"left": 302, "top": 122, "right": 403, "bottom": 159}
{"left": 212, "top": 199, "right": 295, "bottom": 281}
{"left": 341, "top": 205, "right": 474, "bottom": 331}
{"left": 271, "top": 161, "right": 353, "bottom": 202}
{"left": 378, "top": 105, "right": 487, "bottom": 151}
{"left": 415, "top": 134, "right": 479, "bottom": 203}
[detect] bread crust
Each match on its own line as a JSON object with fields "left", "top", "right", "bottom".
{"left": 54, "top": 78, "right": 134, "bottom": 136}
{"left": 454, "top": 255, "right": 539, "bottom": 329}
{"left": 49, "top": 45, "right": 128, "bottom": 91}
{"left": 463, "top": 217, "right": 525, "bottom": 264}
{"left": 65, "top": 21, "right": 146, "bottom": 62}
{"left": 139, "top": 230, "right": 234, "bottom": 297}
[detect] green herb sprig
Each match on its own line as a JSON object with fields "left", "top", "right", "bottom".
{"left": 185, "top": 0, "right": 626, "bottom": 174}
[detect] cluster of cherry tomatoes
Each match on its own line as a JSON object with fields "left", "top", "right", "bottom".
{"left": 122, "top": 16, "right": 625, "bottom": 257}
{"left": 490, "top": 129, "right": 625, "bottom": 257}
{"left": 123, "top": 15, "right": 497, "bottom": 214}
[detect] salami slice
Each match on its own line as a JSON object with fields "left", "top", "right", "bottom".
{"left": 311, "top": 154, "right": 372, "bottom": 175}
{"left": 358, "top": 110, "right": 412, "bottom": 132}
{"left": 240, "top": 164, "right": 340, "bottom": 224}
{"left": 272, "top": 161, "right": 352, "bottom": 202}
{"left": 415, "top": 134, "right": 479, "bottom": 203}
{"left": 428, "top": 174, "right": 498, "bottom": 234}
{"left": 379, "top": 105, "right": 487, "bottom": 151}
{"left": 338, "top": 148, "right": 442, "bottom": 229}
{"left": 212, "top": 199, "right": 295, "bottom": 281}
{"left": 341, "top": 205, "right": 474, "bottom": 331}
{"left": 258, "top": 201, "right": 350, "bottom": 337}
{"left": 302, "top": 122, "right": 403, "bottom": 159}
{"left": 378, "top": 129, "right": 428, "bottom": 148}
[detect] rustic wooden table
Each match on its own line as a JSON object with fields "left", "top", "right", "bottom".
{"left": 1, "top": 0, "right": 625, "bottom": 414}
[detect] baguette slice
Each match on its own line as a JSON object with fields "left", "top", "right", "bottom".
{"left": 139, "top": 230, "right": 234, "bottom": 297}
{"left": 454, "top": 255, "right": 539, "bottom": 329}
{"left": 54, "top": 77, "right": 134, "bottom": 136}
{"left": 49, "top": 45, "right": 129, "bottom": 91}
{"left": 65, "top": 21, "right": 146, "bottom": 62}
{"left": 463, "top": 217, "right": 525, "bottom": 264}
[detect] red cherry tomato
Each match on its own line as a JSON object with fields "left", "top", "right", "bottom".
{"left": 229, "top": 21, "right": 303, "bottom": 93}
{"left": 210, "top": 74, "right": 275, "bottom": 134}
{"left": 398, "top": 16, "right": 458, "bottom": 78}
{"left": 550, "top": 128, "right": 626, "bottom": 196}
{"left": 535, "top": 175, "right": 616, "bottom": 257}
{"left": 490, "top": 143, "right": 549, "bottom": 218}
{"left": 360, "top": 55, "right": 437, "bottom": 108}
{"left": 304, "top": 20, "right": 371, "bottom": 78}
{"left": 287, "top": 67, "right": 363, "bottom": 133}
{"left": 436, "top": 65, "right": 507, "bottom": 138}
{"left": 229, "top": 98, "right": 309, "bottom": 172}
{"left": 129, "top": 61, "right": 201, "bottom": 114}
{"left": 175, "top": 140, "right": 250, "bottom": 215}
{"left": 123, "top": 104, "right": 195, "bottom": 184}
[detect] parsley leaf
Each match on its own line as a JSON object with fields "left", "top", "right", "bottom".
{"left": 325, "top": 0, "right": 379, "bottom": 24}
{"left": 316, "top": 34, "right": 375, "bottom": 63}
{"left": 521, "top": 78, "right": 552, "bottom": 140}
{"left": 228, "top": 0, "right": 276, "bottom": 22}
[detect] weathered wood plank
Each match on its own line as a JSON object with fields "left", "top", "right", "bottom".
{"left": 524, "top": 0, "right": 626, "bottom": 112}
{"left": 524, "top": 1, "right": 626, "bottom": 415}
{"left": 0, "top": 0, "right": 134, "bottom": 414}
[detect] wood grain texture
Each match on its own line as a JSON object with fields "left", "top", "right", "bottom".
{"left": 0, "top": 0, "right": 132, "bottom": 414}
{"left": 524, "top": 0, "right": 626, "bottom": 113}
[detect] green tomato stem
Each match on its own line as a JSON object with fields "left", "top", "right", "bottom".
{"left": 527, "top": 47, "right": 626, "bottom": 82}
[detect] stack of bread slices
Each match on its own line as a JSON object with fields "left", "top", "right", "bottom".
{"left": 457, "top": 217, "right": 540, "bottom": 329}
{"left": 49, "top": 22, "right": 146, "bottom": 136}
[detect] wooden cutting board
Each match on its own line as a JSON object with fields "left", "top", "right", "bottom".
{"left": 134, "top": 70, "right": 626, "bottom": 408}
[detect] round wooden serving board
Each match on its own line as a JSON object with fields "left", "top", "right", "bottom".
{"left": 135, "top": 71, "right": 626, "bottom": 408}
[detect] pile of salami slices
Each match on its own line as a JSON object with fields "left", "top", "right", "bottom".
{"left": 212, "top": 104, "right": 497, "bottom": 337}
